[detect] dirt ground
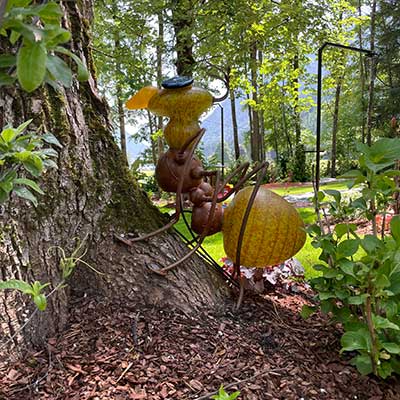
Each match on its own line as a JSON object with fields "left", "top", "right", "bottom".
{"left": 1, "top": 286, "right": 400, "bottom": 400}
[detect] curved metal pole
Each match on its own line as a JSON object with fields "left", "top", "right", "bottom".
{"left": 215, "top": 103, "right": 225, "bottom": 179}
{"left": 152, "top": 171, "right": 222, "bottom": 275}
{"left": 234, "top": 163, "right": 268, "bottom": 310}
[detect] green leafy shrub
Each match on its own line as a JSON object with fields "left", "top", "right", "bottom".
{"left": 0, "top": 279, "right": 50, "bottom": 311}
{"left": 0, "top": 119, "right": 61, "bottom": 206}
{"left": 288, "top": 144, "right": 310, "bottom": 182}
{"left": 1, "top": 0, "right": 88, "bottom": 92}
{"left": 306, "top": 138, "right": 400, "bottom": 378}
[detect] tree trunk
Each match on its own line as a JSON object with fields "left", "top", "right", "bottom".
{"left": 331, "top": 76, "right": 343, "bottom": 178}
{"left": 148, "top": 111, "right": 158, "bottom": 167}
{"left": 250, "top": 43, "right": 260, "bottom": 163}
{"left": 366, "top": 0, "right": 377, "bottom": 146}
{"left": 0, "top": 0, "right": 228, "bottom": 353}
{"left": 258, "top": 50, "right": 265, "bottom": 162}
{"left": 113, "top": 10, "right": 127, "bottom": 165}
{"left": 157, "top": 9, "right": 165, "bottom": 159}
{"left": 293, "top": 54, "right": 302, "bottom": 146}
{"left": 357, "top": 1, "right": 367, "bottom": 143}
{"left": 229, "top": 88, "right": 240, "bottom": 161}
{"left": 272, "top": 117, "right": 280, "bottom": 162}
{"left": 171, "top": 0, "right": 195, "bottom": 77}
{"left": 281, "top": 104, "right": 293, "bottom": 156}
{"left": 117, "top": 90, "right": 128, "bottom": 164}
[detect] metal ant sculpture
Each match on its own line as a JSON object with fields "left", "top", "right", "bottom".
{"left": 117, "top": 76, "right": 306, "bottom": 308}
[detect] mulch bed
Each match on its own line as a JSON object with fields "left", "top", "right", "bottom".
{"left": 1, "top": 288, "right": 400, "bottom": 400}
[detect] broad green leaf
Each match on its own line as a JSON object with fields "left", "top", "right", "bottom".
{"left": 0, "top": 187, "right": 9, "bottom": 203}
{"left": 382, "top": 342, "right": 400, "bottom": 354}
{"left": 372, "top": 315, "right": 400, "bottom": 330}
{"left": 0, "top": 279, "right": 34, "bottom": 294}
{"left": 13, "top": 186, "right": 38, "bottom": 206}
{"left": 42, "top": 133, "right": 62, "bottom": 148}
{"left": 341, "top": 330, "right": 370, "bottom": 352}
{"left": 360, "top": 235, "right": 382, "bottom": 253}
{"left": 43, "top": 158, "right": 58, "bottom": 169}
{"left": 384, "top": 300, "right": 398, "bottom": 319}
{"left": 40, "top": 148, "right": 58, "bottom": 158}
{"left": 332, "top": 306, "right": 352, "bottom": 323}
{"left": 338, "top": 259, "right": 356, "bottom": 278}
{"left": 46, "top": 55, "right": 73, "bottom": 87}
{"left": 55, "top": 46, "right": 89, "bottom": 81}
{"left": 325, "top": 189, "right": 341, "bottom": 204}
{"left": 6, "top": 0, "right": 32, "bottom": 12}
{"left": 337, "top": 239, "right": 359, "bottom": 258}
{"left": 36, "top": 2, "right": 63, "bottom": 20}
{"left": 351, "top": 354, "right": 373, "bottom": 375}
{"left": 1, "top": 127, "right": 17, "bottom": 143}
{"left": 351, "top": 197, "right": 367, "bottom": 210}
{"left": 0, "top": 170, "right": 17, "bottom": 187}
{"left": 22, "top": 154, "right": 43, "bottom": 176}
{"left": 388, "top": 273, "right": 400, "bottom": 295}
{"left": 14, "top": 150, "right": 31, "bottom": 162}
{"left": 348, "top": 294, "right": 369, "bottom": 305}
{"left": 14, "top": 178, "right": 44, "bottom": 194}
{"left": 335, "top": 223, "right": 356, "bottom": 239}
{"left": 15, "top": 119, "right": 32, "bottom": 134}
{"left": 17, "top": 41, "right": 47, "bottom": 92}
{"left": 378, "top": 362, "right": 394, "bottom": 379}
{"left": 374, "top": 273, "right": 391, "bottom": 289}
{"left": 338, "top": 170, "right": 365, "bottom": 179}
{"left": 0, "top": 181, "right": 13, "bottom": 194}
{"left": 43, "top": 26, "right": 71, "bottom": 47}
{"left": 391, "top": 216, "right": 400, "bottom": 245}
{"left": 319, "top": 292, "right": 335, "bottom": 301}
{"left": 384, "top": 170, "right": 400, "bottom": 178}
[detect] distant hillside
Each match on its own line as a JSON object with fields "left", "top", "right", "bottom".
{"left": 200, "top": 96, "right": 250, "bottom": 160}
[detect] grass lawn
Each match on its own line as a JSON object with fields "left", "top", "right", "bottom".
{"left": 160, "top": 205, "right": 322, "bottom": 279}
{"left": 270, "top": 180, "right": 351, "bottom": 197}
{"left": 157, "top": 180, "right": 355, "bottom": 279}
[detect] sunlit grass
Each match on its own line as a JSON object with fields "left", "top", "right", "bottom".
{"left": 270, "top": 180, "right": 351, "bottom": 197}
{"left": 159, "top": 205, "right": 322, "bottom": 279}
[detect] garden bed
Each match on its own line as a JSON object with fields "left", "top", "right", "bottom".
{"left": 1, "top": 287, "right": 399, "bottom": 400}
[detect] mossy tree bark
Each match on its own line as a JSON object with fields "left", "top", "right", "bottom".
{"left": 0, "top": 0, "right": 228, "bottom": 353}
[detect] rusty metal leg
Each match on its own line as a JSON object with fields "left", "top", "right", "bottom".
{"left": 151, "top": 171, "right": 222, "bottom": 276}
{"left": 116, "top": 130, "right": 206, "bottom": 246}
{"left": 234, "top": 163, "right": 268, "bottom": 310}
{"left": 218, "top": 161, "right": 268, "bottom": 203}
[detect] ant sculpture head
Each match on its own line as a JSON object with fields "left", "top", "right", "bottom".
{"left": 126, "top": 76, "right": 213, "bottom": 149}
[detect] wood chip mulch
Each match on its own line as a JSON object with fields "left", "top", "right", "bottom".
{"left": 1, "top": 289, "right": 400, "bottom": 400}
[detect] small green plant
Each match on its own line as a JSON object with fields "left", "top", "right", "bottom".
{"left": 0, "top": 279, "right": 50, "bottom": 311}
{"left": 0, "top": 119, "right": 61, "bottom": 206}
{"left": 305, "top": 138, "right": 400, "bottom": 378}
{"left": 210, "top": 385, "right": 240, "bottom": 400}
{"left": 0, "top": 237, "right": 102, "bottom": 314}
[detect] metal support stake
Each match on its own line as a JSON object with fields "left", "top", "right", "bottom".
{"left": 216, "top": 103, "right": 224, "bottom": 179}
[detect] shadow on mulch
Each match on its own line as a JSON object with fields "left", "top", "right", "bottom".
{"left": 1, "top": 289, "right": 399, "bottom": 400}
